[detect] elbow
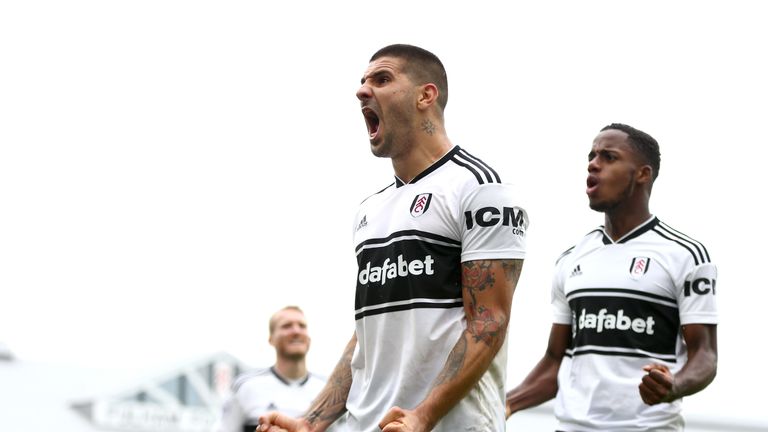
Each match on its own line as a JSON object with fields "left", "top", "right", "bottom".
{"left": 709, "top": 353, "right": 718, "bottom": 383}
{"left": 697, "top": 349, "right": 718, "bottom": 391}
{"left": 705, "top": 346, "right": 718, "bottom": 383}
{"left": 466, "top": 310, "right": 510, "bottom": 353}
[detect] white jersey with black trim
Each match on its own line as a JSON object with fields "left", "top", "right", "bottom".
{"left": 215, "top": 367, "right": 326, "bottom": 432}
{"left": 551, "top": 216, "right": 718, "bottom": 432}
{"left": 341, "top": 145, "right": 528, "bottom": 432}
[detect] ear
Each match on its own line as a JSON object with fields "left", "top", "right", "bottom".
{"left": 268, "top": 334, "right": 275, "bottom": 347}
{"left": 417, "top": 83, "right": 439, "bottom": 110}
{"left": 636, "top": 165, "right": 653, "bottom": 185}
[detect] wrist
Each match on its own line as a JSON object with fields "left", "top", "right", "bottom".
{"left": 658, "top": 374, "right": 681, "bottom": 404}
{"left": 668, "top": 375, "right": 681, "bottom": 402}
{"left": 412, "top": 405, "right": 439, "bottom": 431}
{"left": 296, "top": 416, "right": 314, "bottom": 432}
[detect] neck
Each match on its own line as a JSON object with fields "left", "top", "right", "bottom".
{"left": 391, "top": 131, "right": 453, "bottom": 184}
{"left": 273, "top": 356, "right": 307, "bottom": 381}
{"left": 603, "top": 205, "right": 652, "bottom": 241}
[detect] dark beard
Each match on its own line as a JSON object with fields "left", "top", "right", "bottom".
{"left": 589, "top": 176, "right": 636, "bottom": 213}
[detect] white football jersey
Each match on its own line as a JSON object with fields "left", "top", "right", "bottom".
{"left": 340, "top": 146, "right": 528, "bottom": 432}
{"left": 552, "top": 216, "right": 718, "bottom": 432}
{"left": 215, "top": 367, "right": 325, "bottom": 432}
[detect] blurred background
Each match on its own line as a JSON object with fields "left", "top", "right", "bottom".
{"left": 2, "top": 1, "right": 766, "bottom": 430}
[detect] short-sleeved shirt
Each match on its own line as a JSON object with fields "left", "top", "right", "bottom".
{"left": 551, "top": 216, "right": 718, "bottom": 431}
{"left": 216, "top": 367, "right": 325, "bottom": 432}
{"left": 339, "top": 146, "right": 528, "bottom": 431}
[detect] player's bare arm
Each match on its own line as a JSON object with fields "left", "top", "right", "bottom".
{"left": 304, "top": 334, "right": 356, "bottom": 429}
{"left": 259, "top": 334, "right": 355, "bottom": 432}
{"left": 379, "top": 259, "right": 523, "bottom": 431}
{"left": 505, "top": 323, "right": 571, "bottom": 418}
{"left": 639, "top": 324, "right": 717, "bottom": 405}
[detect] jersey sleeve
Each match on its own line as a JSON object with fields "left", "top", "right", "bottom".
{"left": 678, "top": 262, "right": 718, "bottom": 325}
{"left": 551, "top": 254, "right": 572, "bottom": 325}
{"left": 215, "top": 393, "right": 245, "bottom": 432}
{"left": 460, "top": 183, "right": 527, "bottom": 262}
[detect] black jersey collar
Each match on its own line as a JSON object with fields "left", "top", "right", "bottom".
{"left": 270, "top": 366, "right": 311, "bottom": 386}
{"left": 395, "top": 145, "right": 460, "bottom": 188}
{"left": 601, "top": 215, "right": 659, "bottom": 245}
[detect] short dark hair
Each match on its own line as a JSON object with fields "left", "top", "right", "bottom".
{"left": 600, "top": 123, "right": 661, "bottom": 181}
{"left": 370, "top": 44, "right": 448, "bottom": 111}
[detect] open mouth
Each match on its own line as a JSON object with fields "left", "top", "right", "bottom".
{"left": 586, "top": 175, "right": 599, "bottom": 195}
{"left": 362, "top": 107, "right": 380, "bottom": 139}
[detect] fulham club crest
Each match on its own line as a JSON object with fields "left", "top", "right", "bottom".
{"left": 410, "top": 193, "right": 432, "bottom": 217}
{"left": 629, "top": 257, "right": 651, "bottom": 280}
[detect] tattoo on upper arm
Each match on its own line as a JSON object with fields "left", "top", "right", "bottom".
{"left": 501, "top": 259, "right": 523, "bottom": 286}
{"left": 462, "top": 260, "right": 509, "bottom": 347}
{"left": 463, "top": 260, "right": 495, "bottom": 300}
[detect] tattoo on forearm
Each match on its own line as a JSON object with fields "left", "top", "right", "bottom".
{"left": 305, "top": 407, "right": 326, "bottom": 426}
{"left": 421, "top": 119, "right": 435, "bottom": 135}
{"left": 433, "top": 333, "right": 467, "bottom": 387}
{"left": 304, "top": 340, "right": 354, "bottom": 425}
{"left": 463, "top": 260, "right": 507, "bottom": 347}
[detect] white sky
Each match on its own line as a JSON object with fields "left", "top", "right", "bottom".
{"left": 1, "top": 0, "right": 766, "bottom": 425}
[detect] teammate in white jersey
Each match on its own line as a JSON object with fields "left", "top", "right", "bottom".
{"left": 505, "top": 124, "right": 718, "bottom": 431}
{"left": 216, "top": 306, "right": 325, "bottom": 432}
{"left": 258, "top": 44, "right": 526, "bottom": 432}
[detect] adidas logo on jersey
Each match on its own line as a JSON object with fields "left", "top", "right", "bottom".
{"left": 569, "top": 265, "right": 582, "bottom": 277}
{"left": 358, "top": 255, "right": 435, "bottom": 286}
{"left": 356, "top": 215, "right": 368, "bottom": 232}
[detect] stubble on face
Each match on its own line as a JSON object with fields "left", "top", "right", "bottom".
{"left": 276, "top": 335, "right": 309, "bottom": 361}
{"left": 588, "top": 168, "right": 637, "bottom": 213}
{"left": 371, "top": 88, "right": 418, "bottom": 159}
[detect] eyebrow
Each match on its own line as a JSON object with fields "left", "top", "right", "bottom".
{"left": 589, "top": 148, "right": 619, "bottom": 157}
{"left": 360, "top": 70, "right": 389, "bottom": 85}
